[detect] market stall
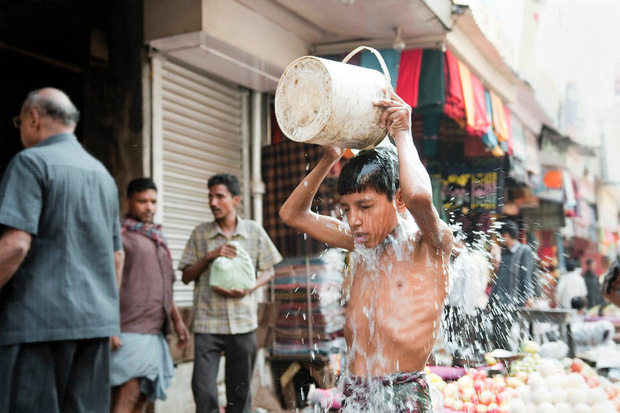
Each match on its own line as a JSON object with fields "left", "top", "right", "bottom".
{"left": 302, "top": 341, "right": 620, "bottom": 412}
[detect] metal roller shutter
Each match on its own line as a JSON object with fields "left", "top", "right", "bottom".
{"left": 152, "top": 57, "right": 245, "bottom": 307}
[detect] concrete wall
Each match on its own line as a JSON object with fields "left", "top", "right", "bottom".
{"left": 144, "top": 0, "right": 309, "bottom": 73}
{"left": 144, "top": 0, "right": 202, "bottom": 41}
{"left": 201, "top": 0, "right": 309, "bottom": 69}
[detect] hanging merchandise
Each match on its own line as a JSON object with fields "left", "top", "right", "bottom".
{"left": 396, "top": 49, "right": 423, "bottom": 107}
{"left": 416, "top": 49, "right": 445, "bottom": 114}
{"left": 504, "top": 105, "right": 514, "bottom": 155}
{"left": 422, "top": 113, "right": 442, "bottom": 158}
{"left": 482, "top": 91, "right": 499, "bottom": 151}
{"left": 459, "top": 62, "right": 490, "bottom": 138}
{"left": 443, "top": 50, "right": 466, "bottom": 126}
{"left": 389, "top": 48, "right": 512, "bottom": 160}
{"left": 360, "top": 48, "right": 400, "bottom": 90}
{"left": 395, "top": 49, "right": 445, "bottom": 114}
{"left": 482, "top": 90, "right": 504, "bottom": 157}
{"left": 489, "top": 90, "right": 510, "bottom": 146}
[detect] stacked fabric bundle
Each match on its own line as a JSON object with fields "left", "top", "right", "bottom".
{"left": 272, "top": 249, "right": 347, "bottom": 356}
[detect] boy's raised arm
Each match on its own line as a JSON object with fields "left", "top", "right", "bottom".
{"left": 279, "top": 146, "right": 355, "bottom": 251}
{"left": 375, "top": 91, "right": 452, "bottom": 251}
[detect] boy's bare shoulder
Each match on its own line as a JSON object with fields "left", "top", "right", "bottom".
{"left": 414, "top": 220, "right": 453, "bottom": 253}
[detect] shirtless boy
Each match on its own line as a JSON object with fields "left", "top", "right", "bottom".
{"left": 279, "top": 91, "right": 452, "bottom": 412}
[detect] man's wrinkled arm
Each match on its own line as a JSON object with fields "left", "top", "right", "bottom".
{"left": 520, "top": 247, "right": 537, "bottom": 305}
{"left": 0, "top": 227, "right": 31, "bottom": 288}
{"left": 114, "top": 249, "right": 125, "bottom": 288}
{"left": 253, "top": 267, "right": 275, "bottom": 292}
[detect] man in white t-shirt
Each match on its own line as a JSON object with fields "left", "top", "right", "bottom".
{"left": 555, "top": 257, "right": 588, "bottom": 309}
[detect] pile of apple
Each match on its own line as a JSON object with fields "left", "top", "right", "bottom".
{"left": 438, "top": 358, "right": 620, "bottom": 412}
{"left": 442, "top": 368, "right": 523, "bottom": 412}
{"left": 508, "top": 357, "right": 620, "bottom": 413}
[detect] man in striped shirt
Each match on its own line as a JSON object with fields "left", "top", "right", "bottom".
{"left": 179, "top": 173, "right": 282, "bottom": 413}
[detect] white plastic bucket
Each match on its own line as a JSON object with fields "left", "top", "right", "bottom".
{"left": 275, "top": 46, "right": 391, "bottom": 149}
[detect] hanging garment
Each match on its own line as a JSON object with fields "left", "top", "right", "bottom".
{"left": 482, "top": 90, "right": 504, "bottom": 156}
{"left": 443, "top": 50, "right": 466, "bottom": 126}
{"left": 458, "top": 61, "right": 476, "bottom": 135}
{"left": 490, "top": 90, "right": 509, "bottom": 143}
{"left": 416, "top": 49, "right": 445, "bottom": 114}
{"left": 396, "top": 49, "right": 423, "bottom": 107}
{"left": 504, "top": 105, "right": 514, "bottom": 156}
{"left": 471, "top": 73, "right": 491, "bottom": 137}
{"left": 482, "top": 90, "right": 498, "bottom": 150}
{"left": 360, "top": 48, "right": 401, "bottom": 90}
{"left": 459, "top": 63, "right": 489, "bottom": 137}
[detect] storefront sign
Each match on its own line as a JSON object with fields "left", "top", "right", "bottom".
{"left": 441, "top": 166, "right": 501, "bottom": 213}
{"left": 522, "top": 201, "right": 566, "bottom": 230}
{"left": 532, "top": 168, "right": 563, "bottom": 203}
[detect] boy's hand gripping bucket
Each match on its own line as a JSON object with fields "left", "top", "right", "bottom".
{"left": 275, "top": 46, "right": 391, "bottom": 150}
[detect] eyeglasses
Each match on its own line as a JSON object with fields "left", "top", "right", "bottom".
{"left": 12, "top": 116, "right": 21, "bottom": 128}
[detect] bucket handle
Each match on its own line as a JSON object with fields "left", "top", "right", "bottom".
{"left": 341, "top": 46, "right": 392, "bottom": 100}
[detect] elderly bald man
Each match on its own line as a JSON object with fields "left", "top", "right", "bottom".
{"left": 0, "top": 88, "right": 124, "bottom": 412}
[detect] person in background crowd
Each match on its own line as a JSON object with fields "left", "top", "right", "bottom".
{"left": 584, "top": 258, "right": 604, "bottom": 309}
{"left": 179, "top": 173, "right": 282, "bottom": 413}
{"left": 569, "top": 296, "right": 615, "bottom": 351}
{"left": 488, "top": 220, "right": 536, "bottom": 350}
{"left": 0, "top": 88, "right": 124, "bottom": 412}
{"left": 110, "top": 178, "right": 190, "bottom": 413}
{"left": 555, "top": 257, "right": 588, "bottom": 309}
{"left": 602, "top": 252, "right": 620, "bottom": 309}
{"left": 571, "top": 296, "right": 588, "bottom": 318}
{"left": 582, "top": 254, "right": 620, "bottom": 316}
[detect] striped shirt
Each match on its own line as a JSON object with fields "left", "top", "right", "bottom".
{"left": 178, "top": 218, "right": 282, "bottom": 335}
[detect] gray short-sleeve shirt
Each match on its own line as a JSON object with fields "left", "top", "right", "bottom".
{"left": 0, "top": 133, "right": 122, "bottom": 345}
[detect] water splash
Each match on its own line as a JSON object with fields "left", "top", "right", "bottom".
{"left": 301, "top": 189, "right": 545, "bottom": 411}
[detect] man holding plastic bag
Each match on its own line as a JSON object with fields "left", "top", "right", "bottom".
{"left": 179, "top": 174, "right": 282, "bottom": 413}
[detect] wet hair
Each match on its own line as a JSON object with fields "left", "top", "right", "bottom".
{"left": 499, "top": 220, "right": 519, "bottom": 240}
{"left": 566, "top": 257, "right": 577, "bottom": 272}
{"left": 586, "top": 259, "right": 594, "bottom": 266}
{"left": 208, "top": 173, "right": 241, "bottom": 197}
{"left": 22, "top": 89, "right": 80, "bottom": 126}
{"left": 127, "top": 178, "right": 157, "bottom": 199}
{"left": 571, "top": 296, "right": 587, "bottom": 311}
{"left": 337, "top": 147, "right": 399, "bottom": 201}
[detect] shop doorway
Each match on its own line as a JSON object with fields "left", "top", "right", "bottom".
{"left": 0, "top": 48, "right": 83, "bottom": 178}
